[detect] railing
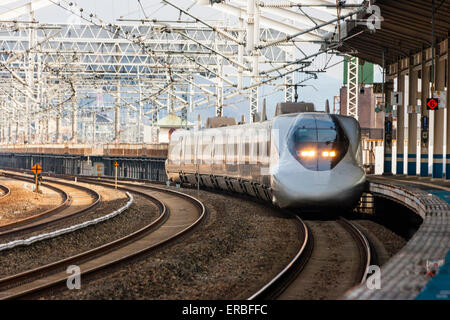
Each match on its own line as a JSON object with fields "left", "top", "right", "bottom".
{"left": 0, "top": 143, "right": 169, "bottom": 157}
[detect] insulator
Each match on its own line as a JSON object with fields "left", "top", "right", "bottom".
{"left": 260, "top": 2, "right": 293, "bottom": 8}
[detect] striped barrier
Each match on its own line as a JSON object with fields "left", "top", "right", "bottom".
{"left": 346, "top": 180, "right": 450, "bottom": 299}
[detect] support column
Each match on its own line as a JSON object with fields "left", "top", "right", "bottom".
{"left": 408, "top": 62, "right": 418, "bottom": 175}
{"left": 8, "top": 117, "right": 12, "bottom": 144}
{"left": 446, "top": 38, "right": 450, "bottom": 179}
{"left": 237, "top": 18, "right": 244, "bottom": 90}
{"left": 432, "top": 45, "right": 445, "bottom": 178}
{"left": 56, "top": 104, "right": 61, "bottom": 143}
{"left": 152, "top": 103, "right": 158, "bottom": 125}
{"left": 396, "top": 64, "right": 405, "bottom": 175}
{"left": 216, "top": 57, "right": 224, "bottom": 117}
{"left": 92, "top": 107, "right": 96, "bottom": 145}
{"left": 189, "top": 74, "right": 194, "bottom": 113}
{"left": 384, "top": 89, "right": 393, "bottom": 175}
{"left": 284, "top": 46, "right": 294, "bottom": 103}
{"left": 382, "top": 49, "right": 392, "bottom": 175}
{"left": 167, "top": 85, "right": 173, "bottom": 113}
{"left": 347, "top": 55, "right": 359, "bottom": 120}
{"left": 137, "top": 71, "right": 143, "bottom": 143}
{"left": 420, "top": 51, "right": 430, "bottom": 177}
{"left": 247, "top": 0, "right": 259, "bottom": 122}
{"left": 114, "top": 82, "right": 120, "bottom": 142}
{"left": 15, "top": 120, "right": 18, "bottom": 144}
{"left": 71, "top": 96, "right": 77, "bottom": 143}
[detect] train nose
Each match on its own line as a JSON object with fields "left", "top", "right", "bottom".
{"left": 272, "top": 164, "right": 366, "bottom": 209}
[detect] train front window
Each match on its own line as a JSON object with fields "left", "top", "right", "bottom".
{"left": 317, "top": 129, "right": 337, "bottom": 143}
{"left": 294, "top": 128, "right": 317, "bottom": 142}
{"left": 288, "top": 115, "right": 349, "bottom": 171}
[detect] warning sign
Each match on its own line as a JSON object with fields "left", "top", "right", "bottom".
{"left": 426, "top": 98, "right": 439, "bottom": 110}
{"left": 32, "top": 164, "right": 42, "bottom": 175}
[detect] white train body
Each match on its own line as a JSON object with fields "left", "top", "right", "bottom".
{"left": 166, "top": 112, "right": 366, "bottom": 209}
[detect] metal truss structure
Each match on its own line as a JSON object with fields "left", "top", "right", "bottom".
{"left": 0, "top": 0, "right": 367, "bottom": 145}
{"left": 346, "top": 55, "right": 359, "bottom": 120}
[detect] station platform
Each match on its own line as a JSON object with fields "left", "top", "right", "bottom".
{"left": 373, "top": 175, "right": 450, "bottom": 190}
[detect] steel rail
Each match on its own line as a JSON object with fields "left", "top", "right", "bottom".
{"left": 0, "top": 172, "right": 100, "bottom": 238}
{"left": 0, "top": 177, "right": 206, "bottom": 300}
{"left": 0, "top": 184, "right": 10, "bottom": 201}
{"left": 248, "top": 214, "right": 312, "bottom": 300}
{"left": 337, "top": 217, "right": 372, "bottom": 285}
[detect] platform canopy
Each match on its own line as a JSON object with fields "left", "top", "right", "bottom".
{"left": 329, "top": 0, "right": 450, "bottom": 65}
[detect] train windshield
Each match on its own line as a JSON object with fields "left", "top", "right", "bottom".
{"left": 288, "top": 114, "right": 349, "bottom": 171}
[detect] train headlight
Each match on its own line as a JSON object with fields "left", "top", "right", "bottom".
{"left": 300, "top": 149, "right": 316, "bottom": 157}
{"left": 322, "top": 150, "right": 336, "bottom": 158}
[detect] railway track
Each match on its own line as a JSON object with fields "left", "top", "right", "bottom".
{"left": 0, "top": 183, "right": 10, "bottom": 201}
{"left": 248, "top": 216, "right": 373, "bottom": 300}
{"left": 0, "top": 169, "right": 373, "bottom": 300}
{"left": 248, "top": 215, "right": 312, "bottom": 300}
{"left": 0, "top": 177, "right": 206, "bottom": 300}
{"left": 74, "top": 176, "right": 374, "bottom": 300}
{"left": 0, "top": 172, "right": 100, "bottom": 239}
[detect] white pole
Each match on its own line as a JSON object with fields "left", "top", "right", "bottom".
{"left": 115, "top": 164, "right": 118, "bottom": 189}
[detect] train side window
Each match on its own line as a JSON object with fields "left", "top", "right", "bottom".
{"left": 225, "top": 132, "right": 236, "bottom": 164}
{"left": 193, "top": 133, "right": 199, "bottom": 165}
{"left": 238, "top": 134, "right": 244, "bottom": 165}
{"left": 197, "top": 134, "right": 203, "bottom": 164}
{"left": 214, "top": 132, "right": 224, "bottom": 164}
{"left": 202, "top": 134, "right": 213, "bottom": 164}
{"left": 184, "top": 134, "right": 190, "bottom": 163}
{"left": 249, "top": 132, "right": 258, "bottom": 164}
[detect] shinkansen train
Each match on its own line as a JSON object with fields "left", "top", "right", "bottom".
{"left": 165, "top": 112, "right": 366, "bottom": 209}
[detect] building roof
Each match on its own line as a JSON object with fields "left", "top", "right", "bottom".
{"left": 329, "top": 0, "right": 449, "bottom": 66}
{"left": 205, "top": 117, "right": 237, "bottom": 128}
{"left": 156, "top": 112, "right": 194, "bottom": 128}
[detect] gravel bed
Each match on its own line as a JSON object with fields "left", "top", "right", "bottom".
{"left": 349, "top": 216, "right": 407, "bottom": 267}
{"left": 46, "top": 186, "right": 302, "bottom": 300}
{"left": 0, "top": 178, "right": 63, "bottom": 226}
{"left": 0, "top": 183, "right": 129, "bottom": 242}
{"left": 0, "top": 193, "right": 159, "bottom": 278}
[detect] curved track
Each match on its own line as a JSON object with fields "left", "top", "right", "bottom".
{"left": 249, "top": 216, "right": 372, "bottom": 300}
{"left": 80, "top": 176, "right": 373, "bottom": 300}
{"left": 248, "top": 214, "right": 312, "bottom": 300}
{"left": 0, "top": 172, "right": 100, "bottom": 239}
{"left": 0, "top": 178, "right": 206, "bottom": 300}
{"left": 0, "top": 184, "right": 10, "bottom": 201}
